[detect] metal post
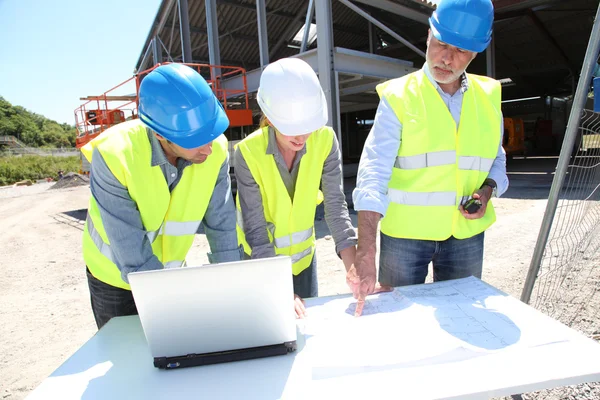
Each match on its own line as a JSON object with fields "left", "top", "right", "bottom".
{"left": 335, "top": 70, "right": 344, "bottom": 182}
{"left": 368, "top": 20, "right": 375, "bottom": 54}
{"left": 152, "top": 37, "right": 162, "bottom": 66}
{"left": 256, "top": 0, "right": 269, "bottom": 66}
{"left": 138, "top": 42, "right": 154, "bottom": 72}
{"left": 338, "top": 0, "right": 425, "bottom": 59}
{"left": 521, "top": 4, "right": 600, "bottom": 304}
{"left": 315, "top": 0, "right": 340, "bottom": 135}
{"left": 486, "top": 32, "right": 496, "bottom": 78}
{"left": 205, "top": 0, "right": 221, "bottom": 76}
{"left": 300, "top": 0, "right": 315, "bottom": 53}
{"left": 178, "top": 0, "right": 193, "bottom": 62}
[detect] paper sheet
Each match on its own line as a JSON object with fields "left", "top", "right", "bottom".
{"left": 302, "top": 277, "right": 574, "bottom": 380}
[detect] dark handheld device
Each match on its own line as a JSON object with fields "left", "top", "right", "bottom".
{"left": 464, "top": 198, "right": 482, "bottom": 214}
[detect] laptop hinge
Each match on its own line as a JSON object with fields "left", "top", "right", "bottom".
{"left": 154, "top": 341, "right": 297, "bottom": 369}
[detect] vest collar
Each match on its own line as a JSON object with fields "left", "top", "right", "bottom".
{"left": 266, "top": 126, "right": 307, "bottom": 168}
{"left": 146, "top": 127, "right": 191, "bottom": 169}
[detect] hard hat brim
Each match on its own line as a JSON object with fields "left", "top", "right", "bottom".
{"left": 139, "top": 97, "right": 229, "bottom": 149}
{"left": 257, "top": 89, "right": 328, "bottom": 136}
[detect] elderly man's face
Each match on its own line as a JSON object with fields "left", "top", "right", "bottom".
{"left": 426, "top": 31, "right": 477, "bottom": 85}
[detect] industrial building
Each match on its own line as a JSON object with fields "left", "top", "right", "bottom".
{"left": 75, "top": 0, "right": 599, "bottom": 176}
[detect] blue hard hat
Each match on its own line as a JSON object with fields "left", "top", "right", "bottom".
{"left": 138, "top": 63, "right": 229, "bottom": 149}
{"left": 429, "top": 0, "right": 494, "bottom": 53}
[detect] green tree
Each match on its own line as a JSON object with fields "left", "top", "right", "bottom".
{"left": 0, "top": 96, "right": 76, "bottom": 147}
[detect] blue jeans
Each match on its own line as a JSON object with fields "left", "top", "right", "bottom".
{"left": 379, "top": 232, "right": 485, "bottom": 287}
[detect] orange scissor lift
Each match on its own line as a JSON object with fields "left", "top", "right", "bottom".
{"left": 74, "top": 62, "right": 254, "bottom": 174}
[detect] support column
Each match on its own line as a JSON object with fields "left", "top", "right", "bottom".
{"left": 315, "top": 0, "right": 340, "bottom": 136}
{"left": 368, "top": 20, "right": 375, "bottom": 54}
{"left": 205, "top": 0, "right": 221, "bottom": 76}
{"left": 178, "top": 0, "right": 192, "bottom": 62}
{"left": 152, "top": 37, "right": 162, "bottom": 66}
{"left": 486, "top": 32, "right": 496, "bottom": 78}
{"left": 256, "top": 0, "right": 269, "bottom": 66}
{"left": 300, "top": 0, "right": 315, "bottom": 53}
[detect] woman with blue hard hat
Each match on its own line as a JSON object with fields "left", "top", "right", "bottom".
{"left": 234, "top": 57, "right": 391, "bottom": 318}
{"left": 82, "top": 63, "right": 243, "bottom": 329}
{"left": 351, "top": 0, "right": 509, "bottom": 317}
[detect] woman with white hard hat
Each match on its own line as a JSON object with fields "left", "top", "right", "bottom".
{"left": 234, "top": 57, "right": 357, "bottom": 318}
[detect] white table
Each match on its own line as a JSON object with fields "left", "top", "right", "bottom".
{"left": 27, "top": 277, "right": 600, "bottom": 400}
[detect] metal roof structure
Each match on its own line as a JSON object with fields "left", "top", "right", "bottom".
{"left": 135, "top": 0, "right": 600, "bottom": 130}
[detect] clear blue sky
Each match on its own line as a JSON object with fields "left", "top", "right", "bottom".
{"left": 0, "top": 0, "right": 162, "bottom": 125}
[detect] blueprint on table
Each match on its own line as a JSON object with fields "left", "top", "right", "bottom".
{"left": 302, "top": 277, "right": 576, "bottom": 378}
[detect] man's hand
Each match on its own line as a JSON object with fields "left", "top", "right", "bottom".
{"left": 294, "top": 294, "right": 307, "bottom": 319}
{"left": 352, "top": 246, "right": 377, "bottom": 311}
{"left": 460, "top": 185, "right": 493, "bottom": 220}
{"left": 350, "top": 210, "right": 393, "bottom": 317}
{"left": 351, "top": 239, "right": 393, "bottom": 317}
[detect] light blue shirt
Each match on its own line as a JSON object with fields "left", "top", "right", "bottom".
{"left": 353, "top": 64, "right": 509, "bottom": 216}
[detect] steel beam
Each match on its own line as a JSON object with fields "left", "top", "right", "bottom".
{"left": 205, "top": 0, "right": 221, "bottom": 76}
{"left": 218, "top": 0, "right": 365, "bottom": 38}
{"left": 340, "top": 101, "right": 380, "bottom": 113}
{"left": 369, "top": 19, "right": 375, "bottom": 54}
{"left": 138, "top": 42, "right": 154, "bottom": 72}
{"left": 152, "top": 37, "right": 162, "bottom": 65}
{"left": 316, "top": 0, "right": 339, "bottom": 135}
{"left": 269, "top": 2, "right": 309, "bottom": 59}
{"left": 221, "top": 48, "right": 415, "bottom": 95}
{"left": 135, "top": 0, "right": 176, "bottom": 71}
{"left": 334, "top": 48, "right": 414, "bottom": 78}
{"left": 178, "top": 0, "right": 193, "bottom": 63}
{"left": 338, "top": 0, "right": 426, "bottom": 59}
{"left": 339, "top": 82, "right": 382, "bottom": 96}
{"left": 163, "top": 22, "right": 258, "bottom": 43}
{"left": 256, "top": 0, "right": 269, "bottom": 66}
{"left": 486, "top": 32, "right": 496, "bottom": 78}
{"left": 300, "top": 0, "right": 315, "bottom": 53}
{"left": 351, "top": 0, "right": 429, "bottom": 25}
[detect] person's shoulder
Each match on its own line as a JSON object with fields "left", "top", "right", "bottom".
{"left": 377, "top": 70, "right": 422, "bottom": 96}
{"left": 467, "top": 73, "right": 500, "bottom": 87}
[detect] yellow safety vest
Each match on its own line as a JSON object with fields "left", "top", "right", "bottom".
{"left": 378, "top": 70, "right": 501, "bottom": 240}
{"left": 81, "top": 119, "right": 227, "bottom": 290}
{"left": 236, "top": 126, "right": 333, "bottom": 275}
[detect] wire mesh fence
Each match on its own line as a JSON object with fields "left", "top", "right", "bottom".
{"left": 517, "top": 6, "right": 600, "bottom": 398}
{"left": 528, "top": 109, "right": 600, "bottom": 337}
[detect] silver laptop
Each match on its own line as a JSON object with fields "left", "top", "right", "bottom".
{"left": 128, "top": 256, "right": 297, "bottom": 369}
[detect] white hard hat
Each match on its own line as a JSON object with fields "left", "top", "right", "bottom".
{"left": 257, "top": 57, "right": 328, "bottom": 136}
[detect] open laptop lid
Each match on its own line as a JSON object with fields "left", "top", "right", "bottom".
{"left": 128, "top": 256, "right": 297, "bottom": 359}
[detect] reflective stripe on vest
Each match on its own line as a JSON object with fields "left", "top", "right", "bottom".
{"left": 388, "top": 190, "right": 470, "bottom": 207}
{"left": 164, "top": 260, "right": 185, "bottom": 269}
{"left": 395, "top": 151, "right": 494, "bottom": 172}
{"left": 291, "top": 246, "right": 312, "bottom": 264}
{"left": 272, "top": 227, "right": 313, "bottom": 248}
{"left": 87, "top": 215, "right": 199, "bottom": 266}
{"left": 238, "top": 208, "right": 314, "bottom": 261}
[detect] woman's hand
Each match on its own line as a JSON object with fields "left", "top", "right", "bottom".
{"left": 294, "top": 294, "right": 307, "bottom": 319}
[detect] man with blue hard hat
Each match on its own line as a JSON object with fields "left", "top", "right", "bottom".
{"left": 350, "top": 0, "right": 509, "bottom": 315}
{"left": 81, "top": 63, "right": 243, "bottom": 329}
